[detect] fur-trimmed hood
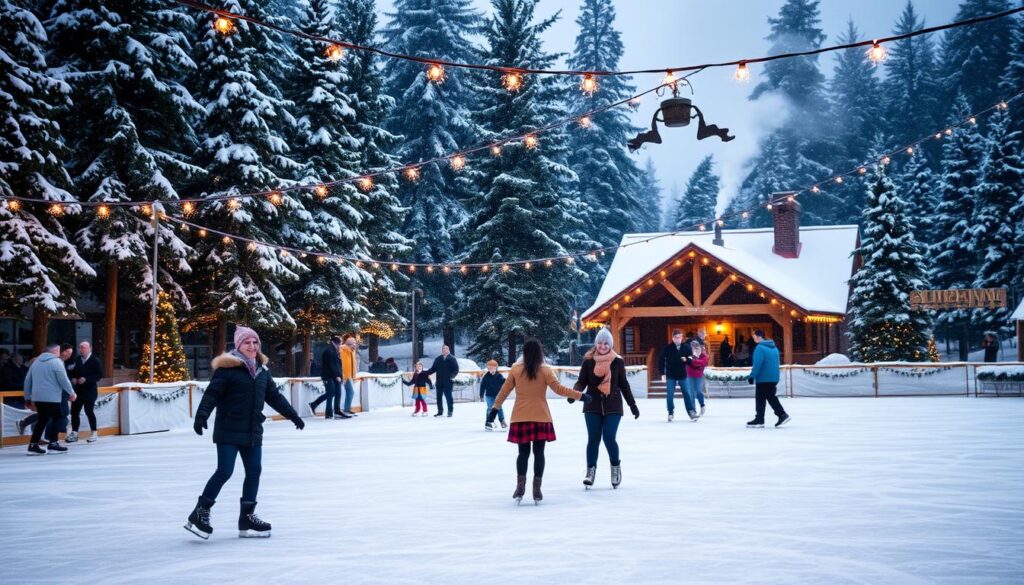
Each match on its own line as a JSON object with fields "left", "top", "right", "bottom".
{"left": 211, "top": 352, "right": 269, "bottom": 371}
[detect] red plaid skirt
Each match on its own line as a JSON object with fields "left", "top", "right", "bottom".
{"left": 507, "top": 422, "right": 557, "bottom": 444}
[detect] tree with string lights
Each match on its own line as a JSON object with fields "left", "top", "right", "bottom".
{"left": 846, "top": 162, "right": 931, "bottom": 362}
{"left": 138, "top": 292, "right": 191, "bottom": 383}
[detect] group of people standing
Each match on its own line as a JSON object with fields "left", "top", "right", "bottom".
{"left": 309, "top": 334, "right": 361, "bottom": 419}
{"left": 20, "top": 340, "right": 104, "bottom": 455}
{"left": 399, "top": 345, "right": 460, "bottom": 417}
{"left": 659, "top": 329, "right": 709, "bottom": 422}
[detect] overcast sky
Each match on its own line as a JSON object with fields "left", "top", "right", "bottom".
{"left": 377, "top": 1, "right": 963, "bottom": 215}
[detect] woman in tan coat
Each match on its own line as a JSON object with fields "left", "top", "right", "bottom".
{"left": 488, "top": 338, "right": 590, "bottom": 504}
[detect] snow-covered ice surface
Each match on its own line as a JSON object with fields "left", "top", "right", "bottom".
{"left": 2, "top": 397, "right": 1022, "bottom": 585}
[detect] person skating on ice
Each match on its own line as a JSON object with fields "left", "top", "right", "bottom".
{"left": 402, "top": 361, "right": 433, "bottom": 416}
{"left": 487, "top": 338, "right": 588, "bottom": 504}
{"left": 66, "top": 341, "right": 104, "bottom": 443}
{"left": 571, "top": 328, "right": 638, "bottom": 489}
{"left": 185, "top": 327, "right": 305, "bottom": 540}
{"left": 480, "top": 360, "right": 506, "bottom": 431}
{"left": 745, "top": 329, "right": 790, "bottom": 429}
{"left": 22, "top": 343, "right": 77, "bottom": 455}
{"left": 339, "top": 334, "right": 360, "bottom": 417}
{"left": 309, "top": 335, "right": 344, "bottom": 419}
{"left": 424, "top": 345, "right": 459, "bottom": 417}
{"left": 683, "top": 340, "right": 708, "bottom": 418}
{"left": 658, "top": 329, "right": 693, "bottom": 422}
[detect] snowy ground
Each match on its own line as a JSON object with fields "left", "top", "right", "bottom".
{"left": 2, "top": 397, "right": 1022, "bottom": 585}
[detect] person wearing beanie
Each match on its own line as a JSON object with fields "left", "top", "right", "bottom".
{"left": 480, "top": 360, "right": 506, "bottom": 431}
{"left": 402, "top": 361, "right": 433, "bottom": 416}
{"left": 185, "top": 326, "right": 306, "bottom": 540}
{"left": 309, "top": 336, "right": 346, "bottom": 419}
{"left": 571, "top": 328, "right": 638, "bottom": 489}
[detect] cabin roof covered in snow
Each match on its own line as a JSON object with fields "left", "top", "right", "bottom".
{"left": 1012, "top": 299, "right": 1024, "bottom": 320}
{"left": 582, "top": 225, "right": 859, "bottom": 319}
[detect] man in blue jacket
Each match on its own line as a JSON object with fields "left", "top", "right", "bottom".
{"left": 24, "top": 343, "right": 77, "bottom": 455}
{"left": 746, "top": 329, "right": 790, "bottom": 428}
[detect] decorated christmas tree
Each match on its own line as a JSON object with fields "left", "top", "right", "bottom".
{"left": 138, "top": 292, "right": 190, "bottom": 383}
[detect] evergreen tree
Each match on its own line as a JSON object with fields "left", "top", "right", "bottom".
{"left": 286, "top": 0, "right": 374, "bottom": 333}
{"left": 971, "top": 107, "right": 1024, "bottom": 331}
{"left": 0, "top": 0, "right": 94, "bottom": 315}
{"left": 189, "top": 1, "right": 307, "bottom": 334}
{"left": 751, "top": 0, "right": 827, "bottom": 109}
{"left": 138, "top": 291, "right": 190, "bottom": 383}
{"left": 940, "top": 0, "right": 1014, "bottom": 112}
{"left": 634, "top": 158, "right": 662, "bottom": 233}
{"left": 884, "top": 2, "right": 943, "bottom": 149}
{"left": 456, "top": 0, "right": 593, "bottom": 364}
{"left": 382, "top": 0, "right": 482, "bottom": 345}
{"left": 673, "top": 155, "right": 719, "bottom": 231}
{"left": 661, "top": 181, "right": 681, "bottom": 231}
{"left": 727, "top": 134, "right": 791, "bottom": 228}
{"left": 45, "top": 0, "right": 201, "bottom": 307}
{"left": 846, "top": 164, "right": 931, "bottom": 362}
{"left": 931, "top": 94, "right": 986, "bottom": 344}
{"left": 566, "top": 0, "right": 642, "bottom": 293}
{"left": 894, "top": 148, "right": 939, "bottom": 248}
{"left": 1000, "top": 12, "right": 1024, "bottom": 134}
{"left": 338, "top": 0, "right": 410, "bottom": 332}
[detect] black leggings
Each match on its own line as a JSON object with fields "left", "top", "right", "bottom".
{"left": 516, "top": 441, "right": 546, "bottom": 477}
{"left": 71, "top": 396, "right": 97, "bottom": 432}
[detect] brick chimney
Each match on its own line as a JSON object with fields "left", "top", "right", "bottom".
{"left": 771, "top": 192, "right": 801, "bottom": 258}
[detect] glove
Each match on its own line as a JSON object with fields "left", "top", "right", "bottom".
{"left": 567, "top": 394, "right": 576, "bottom": 404}
{"left": 292, "top": 416, "right": 305, "bottom": 430}
{"left": 578, "top": 392, "right": 593, "bottom": 404}
{"left": 630, "top": 403, "right": 640, "bottom": 419}
{"left": 193, "top": 417, "right": 207, "bottom": 436}
{"left": 486, "top": 409, "right": 498, "bottom": 424}
{"left": 747, "top": 377, "right": 754, "bottom": 385}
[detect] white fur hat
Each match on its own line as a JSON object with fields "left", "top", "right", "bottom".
{"left": 594, "top": 328, "right": 614, "bottom": 349}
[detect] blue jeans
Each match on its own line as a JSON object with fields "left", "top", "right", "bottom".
{"left": 343, "top": 379, "right": 355, "bottom": 412}
{"left": 685, "top": 376, "right": 705, "bottom": 408}
{"left": 484, "top": 395, "right": 505, "bottom": 422}
{"left": 584, "top": 412, "right": 622, "bottom": 467}
{"left": 665, "top": 378, "right": 694, "bottom": 415}
{"left": 201, "top": 443, "right": 262, "bottom": 502}
{"left": 311, "top": 379, "right": 341, "bottom": 414}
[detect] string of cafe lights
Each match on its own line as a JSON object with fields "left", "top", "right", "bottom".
{"left": 113, "top": 92, "right": 1022, "bottom": 277}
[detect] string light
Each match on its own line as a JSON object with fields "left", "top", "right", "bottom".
{"left": 733, "top": 62, "right": 750, "bottom": 82}
{"left": 501, "top": 264, "right": 510, "bottom": 273}
{"left": 404, "top": 167, "right": 420, "bottom": 182}
{"left": 580, "top": 74, "right": 598, "bottom": 95}
{"left": 969, "top": 116, "right": 977, "bottom": 124}
{"left": 5, "top": 199, "right": 20, "bottom": 212}
{"left": 391, "top": 263, "right": 398, "bottom": 271}
{"left": 811, "top": 186, "right": 820, "bottom": 193}
{"left": 358, "top": 177, "right": 373, "bottom": 192}
{"left": 663, "top": 70, "right": 677, "bottom": 88}
{"left": 268, "top": 191, "right": 283, "bottom": 206}
{"left": 578, "top": 115, "right": 592, "bottom": 129}
{"left": 502, "top": 71, "right": 523, "bottom": 92}
{"left": 227, "top": 198, "right": 241, "bottom": 211}
{"left": 426, "top": 265, "right": 433, "bottom": 273}
{"left": 999, "top": 100, "right": 1009, "bottom": 110}
{"left": 140, "top": 203, "right": 152, "bottom": 216}
{"left": 449, "top": 155, "right": 466, "bottom": 171}
{"left": 221, "top": 235, "right": 232, "bottom": 245}
{"left": 524, "top": 134, "right": 538, "bottom": 150}
{"left": 214, "top": 17, "right": 234, "bottom": 34}
{"left": 314, "top": 185, "right": 329, "bottom": 199}
{"left": 741, "top": 211, "right": 749, "bottom": 219}
{"left": 490, "top": 144, "right": 502, "bottom": 157}
{"left": 426, "top": 63, "right": 445, "bottom": 83}
{"left": 834, "top": 177, "right": 843, "bottom": 184}
{"left": 459, "top": 265, "right": 468, "bottom": 274}
{"left": 944, "top": 128, "right": 953, "bottom": 136}
{"left": 881, "top": 156, "right": 891, "bottom": 165}
{"left": 325, "top": 44, "right": 344, "bottom": 62}
{"left": 905, "top": 146, "right": 914, "bottom": 155}
{"left": 524, "top": 262, "right": 532, "bottom": 270}
{"left": 858, "top": 167, "right": 867, "bottom": 175}
{"left": 182, "top": 201, "right": 196, "bottom": 216}
{"left": 482, "top": 265, "right": 490, "bottom": 273}
{"left": 408, "top": 264, "right": 416, "bottom": 273}
{"left": 868, "top": 40, "right": 887, "bottom": 64}
{"left": 198, "top": 229, "right": 207, "bottom": 238}
{"left": 545, "top": 259, "right": 553, "bottom": 268}
{"left": 97, "top": 205, "right": 110, "bottom": 219}
{"left": 247, "top": 242, "right": 258, "bottom": 251}
{"left": 935, "top": 132, "right": 943, "bottom": 139}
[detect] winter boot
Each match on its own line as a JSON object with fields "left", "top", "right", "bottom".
{"left": 66, "top": 431, "right": 78, "bottom": 443}
{"left": 532, "top": 476, "right": 544, "bottom": 504}
{"left": 512, "top": 475, "right": 527, "bottom": 504}
{"left": 26, "top": 443, "right": 46, "bottom": 456}
{"left": 746, "top": 419, "right": 765, "bottom": 428}
{"left": 184, "top": 496, "right": 215, "bottom": 540}
{"left": 583, "top": 466, "right": 597, "bottom": 488}
{"left": 238, "top": 501, "right": 271, "bottom": 538}
{"left": 46, "top": 441, "right": 67, "bottom": 454}
{"left": 611, "top": 464, "right": 622, "bottom": 489}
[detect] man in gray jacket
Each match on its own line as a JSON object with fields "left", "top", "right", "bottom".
{"left": 24, "top": 343, "right": 77, "bottom": 455}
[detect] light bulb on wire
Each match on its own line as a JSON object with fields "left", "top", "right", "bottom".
{"left": 868, "top": 41, "right": 887, "bottom": 64}
{"left": 580, "top": 74, "right": 599, "bottom": 95}
{"left": 426, "top": 63, "right": 445, "bottom": 83}
{"left": 733, "top": 62, "right": 750, "bottom": 82}
{"left": 502, "top": 71, "right": 523, "bottom": 92}
{"left": 214, "top": 17, "right": 234, "bottom": 34}
{"left": 325, "top": 44, "right": 344, "bottom": 62}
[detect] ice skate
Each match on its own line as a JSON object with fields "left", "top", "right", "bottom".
{"left": 66, "top": 431, "right": 79, "bottom": 443}
{"left": 667, "top": 413, "right": 673, "bottom": 422}
{"left": 532, "top": 476, "right": 543, "bottom": 504}
{"left": 87, "top": 431, "right": 99, "bottom": 443}
{"left": 513, "top": 475, "right": 527, "bottom": 505}
{"left": 485, "top": 422, "right": 494, "bottom": 431}
{"left": 611, "top": 464, "right": 622, "bottom": 489}
{"left": 184, "top": 496, "right": 215, "bottom": 540}
{"left": 746, "top": 419, "right": 765, "bottom": 428}
{"left": 46, "top": 441, "right": 67, "bottom": 454}
{"left": 583, "top": 466, "right": 596, "bottom": 488}
{"left": 26, "top": 443, "right": 46, "bottom": 456}
{"left": 699, "top": 405, "right": 706, "bottom": 417}
{"left": 776, "top": 415, "right": 791, "bottom": 428}
{"left": 17, "top": 417, "right": 29, "bottom": 435}
{"left": 238, "top": 501, "right": 271, "bottom": 538}
{"left": 688, "top": 410, "right": 698, "bottom": 421}
{"left": 500, "top": 421, "right": 507, "bottom": 429}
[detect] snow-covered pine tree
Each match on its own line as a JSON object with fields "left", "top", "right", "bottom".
{"left": 0, "top": 0, "right": 94, "bottom": 329}
{"left": 566, "top": 0, "right": 642, "bottom": 296}
{"left": 751, "top": 0, "right": 827, "bottom": 109}
{"left": 726, "top": 134, "right": 791, "bottom": 228}
{"left": 940, "top": 0, "right": 1014, "bottom": 112}
{"left": 1000, "top": 11, "right": 1024, "bottom": 134}
{"left": 660, "top": 181, "right": 681, "bottom": 231}
{"left": 189, "top": 1, "right": 307, "bottom": 340}
{"left": 846, "top": 163, "right": 931, "bottom": 362}
{"left": 894, "top": 148, "right": 938, "bottom": 249}
{"left": 337, "top": 0, "right": 410, "bottom": 336}
{"left": 44, "top": 0, "right": 200, "bottom": 327}
{"left": 931, "top": 93, "right": 986, "bottom": 354}
{"left": 634, "top": 158, "right": 662, "bottom": 233}
{"left": 455, "top": 0, "right": 594, "bottom": 364}
{"left": 673, "top": 155, "right": 718, "bottom": 231}
{"left": 971, "top": 107, "right": 1024, "bottom": 332}
{"left": 884, "top": 2, "right": 943, "bottom": 150}
{"left": 382, "top": 0, "right": 482, "bottom": 347}
{"left": 285, "top": 0, "right": 374, "bottom": 336}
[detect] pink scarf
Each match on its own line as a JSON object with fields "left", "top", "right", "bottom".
{"left": 592, "top": 350, "right": 618, "bottom": 396}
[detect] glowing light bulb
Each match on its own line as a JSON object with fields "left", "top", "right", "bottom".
{"left": 502, "top": 71, "right": 523, "bottom": 92}
{"left": 490, "top": 144, "right": 502, "bottom": 157}
{"left": 325, "top": 44, "right": 344, "bottom": 62}
{"left": 5, "top": 199, "right": 21, "bottom": 212}
{"left": 268, "top": 192, "right": 283, "bottom": 206}
{"left": 227, "top": 198, "right": 241, "bottom": 211}
{"left": 97, "top": 205, "right": 110, "bottom": 219}
{"left": 182, "top": 201, "right": 195, "bottom": 215}
{"left": 663, "top": 70, "right": 678, "bottom": 88}
{"left": 834, "top": 176, "right": 843, "bottom": 184}
{"left": 404, "top": 167, "right": 420, "bottom": 182}
{"left": 578, "top": 115, "right": 592, "bottom": 129}
{"left": 358, "top": 177, "right": 373, "bottom": 192}
{"left": 580, "top": 74, "right": 598, "bottom": 95}
{"left": 868, "top": 41, "right": 886, "bottom": 64}
{"left": 314, "top": 185, "right": 329, "bottom": 199}
{"left": 214, "top": 17, "right": 234, "bottom": 34}
{"left": 524, "top": 134, "right": 538, "bottom": 150}
{"left": 733, "top": 62, "right": 750, "bottom": 82}
{"left": 449, "top": 155, "right": 466, "bottom": 171}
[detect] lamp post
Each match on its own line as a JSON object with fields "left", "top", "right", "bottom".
{"left": 410, "top": 288, "right": 424, "bottom": 365}
{"left": 147, "top": 203, "right": 163, "bottom": 385}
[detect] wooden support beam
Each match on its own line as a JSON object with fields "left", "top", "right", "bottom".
{"left": 619, "top": 305, "right": 784, "bottom": 318}
{"left": 659, "top": 280, "right": 692, "bottom": 307}
{"left": 703, "top": 278, "right": 733, "bottom": 307}
{"left": 782, "top": 318, "right": 793, "bottom": 365}
{"left": 692, "top": 261, "right": 702, "bottom": 306}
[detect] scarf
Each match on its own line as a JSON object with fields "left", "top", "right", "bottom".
{"left": 592, "top": 350, "right": 618, "bottom": 396}
{"left": 230, "top": 349, "right": 259, "bottom": 379}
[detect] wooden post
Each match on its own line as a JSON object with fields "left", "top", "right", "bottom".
{"left": 782, "top": 317, "right": 793, "bottom": 365}
{"left": 103, "top": 261, "right": 118, "bottom": 377}
{"left": 301, "top": 331, "right": 312, "bottom": 376}
{"left": 32, "top": 306, "right": 48, "bottom": 355}
{"left": 368, "top": 333, "right": 379, "bottom": 362}
{"left": 803, "top": 321, "right": 813, "bottom": 353}
{"left": 692, "top": 261, "right": 702, "bottom": 306}
{"left": 215, "top": 316, "right": 227, "bottom": 356}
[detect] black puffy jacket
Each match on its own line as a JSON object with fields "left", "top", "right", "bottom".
{"left": 574, "top": 355, "right": 636, "bottom": 416}
{"left": 195, "top": 352, "right": 299, "bottom": 447}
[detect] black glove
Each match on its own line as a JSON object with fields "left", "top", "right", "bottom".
{"left": 292, "top": 416, "right": 305, "bottom": 430}
{"left": 747, "top": 377, "right": 754, "bottom": 385}
{"left": 193, "top": 417, "right": 207, "bottom": 436}
{"left": 486, "top": 409, "right": 498, "bottom": 424}
{"left": 579, "top": 392, "right": 593, "bottom": 404}
{"left": 567, "top": 395, "right": 576, "bottom": 404}
{"left": 630, "top": 403, "right": 640, "bottom": 419}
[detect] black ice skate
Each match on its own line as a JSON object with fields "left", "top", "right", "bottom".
{"left": 776, "top": 415, "right": 791, "bottom": 428}
{"left": 184, "top": 496, "right": 215, "bottom": 540}
{"left": 746, "top": 419, "right": 765, "bottom": 428}
{"left": 532, "top": 476, "right": 543, "bottom": 504}
{"left": 583, "top": 466, "right": 596, "bottom": 488}
{"left": 26, "top": 443, "right": 46, "bottom": 456}
{"left": 46, "top": 441, "right": 67, "bottom": 454}
{"left": 238, "top": 501, "right": 271, "bottom": 538}
{"left": 513, "top": 475, "right": 527, "bottom": 505}
{"left": 611, "top": 464, "right": 622, "bottom": 489}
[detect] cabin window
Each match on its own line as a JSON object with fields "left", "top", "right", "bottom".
{"left": 624, "top": 326, "right": 638, "bottom": 353}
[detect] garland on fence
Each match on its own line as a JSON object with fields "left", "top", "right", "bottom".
{"left": 625, "top": 369, "right": 645, "bottom": 378}
{"left": 138, "top": 386, "right": 190, "bottom": 402}
{"left": 369, "top": 375, "right": 402, "bottom": 389}
{"left": 704, "top": 369, "right": 752, "bottom": 382}
{"left": 95, "top": 393, "right": 117, "bottom": 409}
{"left": 300, "top": 381, "right": 325, "bottom": 395}
{"left": 977, "top": 369, "right": 1024, "bottom": 382}
{"left": 800, "top": 368, "right": 869, "bottom": 380}
{"left": 451, "top": 376, "right": 476, "bottom": 388}
{"left": 879, "top": 366, "right": 953, "bottom": 378}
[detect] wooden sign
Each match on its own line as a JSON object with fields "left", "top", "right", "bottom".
{"left": 909, "top": 288, "right": 1007, "bottom": 310}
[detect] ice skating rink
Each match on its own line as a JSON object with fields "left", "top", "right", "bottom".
{"left": 2, "top": 397, "right": 1022, "bottom": 585}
